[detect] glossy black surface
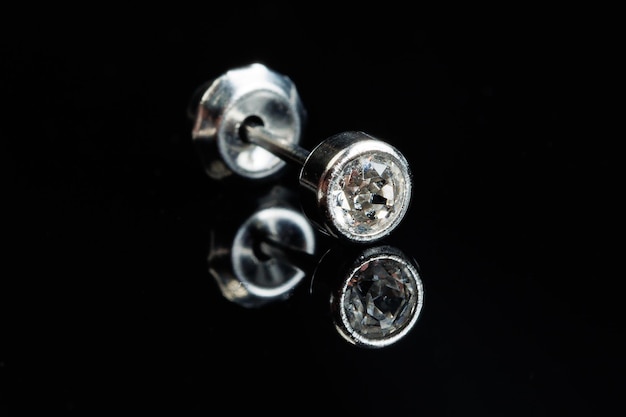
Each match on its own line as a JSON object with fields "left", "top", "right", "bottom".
{"left": 2, "top": 11, "right": 620, "bottom": 416}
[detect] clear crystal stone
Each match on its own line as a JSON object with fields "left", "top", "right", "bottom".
{"left": 343, "top": 256, "right": 419, "bottom": 339}
{"left": 329, "top": 152, "right": 407, "bottom": 237}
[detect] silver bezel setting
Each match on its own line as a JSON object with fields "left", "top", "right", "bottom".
{"left": 317, "top": 138, "right": 413, "bottom": 243}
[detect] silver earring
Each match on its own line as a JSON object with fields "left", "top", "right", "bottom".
{"left": 191, "top": 63, "right": 413, "bottom": 244}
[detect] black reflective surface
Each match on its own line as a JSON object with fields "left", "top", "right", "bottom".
{"left": 2, "top": 12, "right": 621, "bottom": 417}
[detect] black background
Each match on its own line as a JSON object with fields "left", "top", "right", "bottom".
{"left": 2, "top": 8, "right": 622, "bottom": 416}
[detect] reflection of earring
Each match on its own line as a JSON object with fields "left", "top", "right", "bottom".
{"left": 311, "top": 245, "right": 424, "bottom": 348}
{"left": 207, "top": 185, "right": 316, "bottom": 308}
{"left": 191, "top": 62, "right": 413, "bottom": 244}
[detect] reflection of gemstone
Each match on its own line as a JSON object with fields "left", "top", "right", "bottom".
{"left": 329, "top": 152, "right": 406, "bottom": 236}
{"left": 343, "top": 257, "right": 418, "bottom": 339}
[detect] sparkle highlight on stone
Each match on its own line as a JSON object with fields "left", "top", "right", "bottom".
{"left": 328, "top": 152, "right": 407, "bottom": 238}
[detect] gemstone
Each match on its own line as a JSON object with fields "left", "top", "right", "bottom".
{"left": 328, "top": 152, "right": 408, "bottom": 238}
{"left": 342, "top": 255, "right": 421, "bottom": 341}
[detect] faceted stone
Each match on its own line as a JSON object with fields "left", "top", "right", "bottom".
{"left": 329, "top": 152, "right": 407, "bottom": 237}
{"left": 343, "top": 256, "right": 419, "bottom": 339}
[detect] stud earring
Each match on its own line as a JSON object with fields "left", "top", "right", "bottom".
{"left": 241, "top": 122, "right": 412, "bottom": 244}
{"left": 191, "top": 63, "right": 413, "bottom": 244}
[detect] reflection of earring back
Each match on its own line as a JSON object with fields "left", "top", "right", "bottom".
{"left": 207, "top": 185, "right": 316, "bottom": 308}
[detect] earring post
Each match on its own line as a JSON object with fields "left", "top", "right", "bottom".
{"left": 241, "top": 121, "right": 309, "bottom": 166}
